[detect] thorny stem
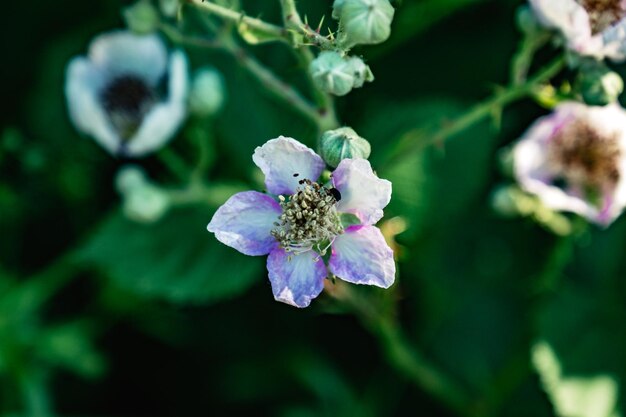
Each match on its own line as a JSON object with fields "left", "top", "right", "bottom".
{"left": 332, "top": 285, "right": 474, "bottom": 417}
{"left": 185, "top": 0, "right": 286, "bottom": 41}
{"left": 179, "top": 0, "right": 338, "bottom": 132}
{"left": 382, "top": 55, "right": 566, "bottom": 169}
{"left": 278, "top": 0, "right": 339, "bottom": 131}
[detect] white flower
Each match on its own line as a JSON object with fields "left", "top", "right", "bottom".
{"left": 513, "top": 101, "right": 626, "bottom": 226}
{"left": 529, "top": 0, "right": 626, "bottom": 61}
{"left": 207, "top": 136, "right": 395, "bottom": 308}
{"left": 65, "top": 30, "right": 189, "bottom": 157}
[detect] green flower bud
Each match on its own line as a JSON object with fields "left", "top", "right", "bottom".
{"left": 515, "top": 5, "right": 542, "bottom": 36}
{"left": 123, "top": 0, "right": 160, "bottom": 34}
{"left": 577, "top": 62, "right": 624, "bottom": 106}
{"left": 116, "top": 166, "right": 170, "bottom": 223}
{"left": 115, "top": 165, "right": 146, "bottom": 193}
{"left": 333, "top": 0, "right": 395, "bottom": 48}
{"left": 189, "top": 67, "right": 226, "bottom": 117}
{"left": 159, "top": 0, "right": 179, "bottom": 18}
{"left": 320, "top": 127, "right": 371, "bottom": 168}
{"left": 310, "top": 51, "right": 374, "bottom": 96}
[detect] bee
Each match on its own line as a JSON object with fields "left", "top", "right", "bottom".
{"left": 328, "top": 187, "right": 342, "bottom": 201}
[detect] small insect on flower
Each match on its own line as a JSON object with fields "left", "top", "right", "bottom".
{"left": 512, "top": 101, "right": 626, "bottom": 226}
{"left": 207, "top": 136, "right": 395, "bottom": 308}
{"left": 65, "top": 30, "right": 189, "bottom": 157}
{"left": 529, "top": 0, "right": 626, "bottom": 61}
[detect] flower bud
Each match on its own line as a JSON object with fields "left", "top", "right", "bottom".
{"left": 116, "top": 166, "right": 170, "bottom": 223}
{"left": 515, "top": 5, "right": 542, "bottom": 36}
{"left": 310, "top": 51, "right": 374, "bottom": 96}
{"left": 123, "top": 0, "right": 160, "bottom": 35}
{"left": 333, "top": 0, "right": 395, "bottom": 48}
{"left": 189, "top": 67, "right": 226, "bottom": 117}
{"left": 159, "top": 0, "right": 179, "bottom": 18}
{"left": 577, "top": 62, "right": 624, "bottom": 106}
{"left": 320, "top": 127, "right": 371, "bottom": 168}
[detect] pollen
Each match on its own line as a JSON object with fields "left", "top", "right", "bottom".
{"left": 577, "top": 0, "right": 626, "bottom": 34}
{"left": 548, "top": 119, "right": 621, "bottom": 193}
{"left": 271, "top": 179, "right": 343, "bottom": 256}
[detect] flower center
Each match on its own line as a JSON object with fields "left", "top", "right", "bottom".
{"left": 548, "top": 119, "right": 621, "bottom": 198}
{"left": 100, "top": 75, "right": 156, "bottom": 140}
{"left": 271, "top": 179, "right": 343, "bottom": 256}
{"left": 577, "top": 0, "right": 626, "bottom": 34}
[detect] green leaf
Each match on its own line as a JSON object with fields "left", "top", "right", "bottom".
{"left": 359, "top": 97, "right": 499, "bottom": 239}
{"left": 533, "top": 285, "right": 626, "bottom": 417}
{"left": 77, "top": 207, "right": 264, "bottom": 305}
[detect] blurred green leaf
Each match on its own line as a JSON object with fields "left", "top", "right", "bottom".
{"left": 360, "top": 97, "right": 499, "bottom": 239}
{"left": 533, "top": 285, "right": 626, "bottom": 417}
{"left": 35, "top": 321, "right": 105, "bottom": 379}
{"left": 77, "top": 207, "right": 264, "bottom": 305}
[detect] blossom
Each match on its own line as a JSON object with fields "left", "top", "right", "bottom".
{"left": 65, "top": 30, "right": 189, "bottom": 157}
{"left": 513, "top": 101, "right": 626, "bottom": 226}
{"left": 207, "top": 136, "right": 395, "bottom": 308}
{"left": 529, "top": 0, "right": 626, "bottom": 61}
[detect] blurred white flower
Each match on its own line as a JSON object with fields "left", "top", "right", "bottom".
{"left": 513, "top": 101, "right": 626, "bottom": 226}
{"left": 529, "top": 0, "right": 626, "bottom": 61}
{"left": 65, "top": 30, "right": 189, "bottom": 157}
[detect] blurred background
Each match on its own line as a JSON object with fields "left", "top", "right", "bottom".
{"left": 1, "top": 0, "right": 625, "bottom": 416}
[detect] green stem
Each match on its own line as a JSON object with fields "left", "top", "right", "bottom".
{"left": 157, "top": 148, "right": 191, "bottom": 182}
{"left": 382, "top": 55, "right": 566, "bottom": 168}
{"left": 374, "top": 319, "right": 473, "bottom": 416}
{"left": 511, "top": 32, "right": 551, "bottom": 86}
{"left": 159, "top": 23, "right": 221, "bottom": 49}
{"left": 220, "top": 36, "right": 334, "bottom": 130}
{"left": 336, "top": 286, "right": 473, "bottom": 417}
{"left": 185, "top": 0, "right": 286, "bottom": 40}
{"left": 278, "top": 0, "right": 339, "bottom": 131}
{"left": 18, "top": 368, "right": 52, "bottom": 417}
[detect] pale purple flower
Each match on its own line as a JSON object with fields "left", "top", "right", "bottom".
{"left": 513, "top": 101, "right": 626, "bottom": 226}
{"left": 529, "top": 0, "right": 626, "bottom": 61}
{"left": 207, "top": 136, "right": 395, "bottom": 308}
{"left": 65, "top": 30, "right": 189, "bottom": 157}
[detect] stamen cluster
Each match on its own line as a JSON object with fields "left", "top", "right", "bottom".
{"left": 548, "top": 120, "right": 622, "bottom": 192}
{"left": 577, "top": 0, "right": 626, "bottom": 34}
{"left": 271, "top": 179, "right": 343, "bottom": 255}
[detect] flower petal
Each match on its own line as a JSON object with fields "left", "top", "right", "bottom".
{"left": 207, "top": 191, "right": 281, "bottom": 256}
{"left": 124, "top": 52, "right": 189, "bottom": 156}
{"left": 252, "top": 136, "right": 325, "bottom": 195}
{"left": 513, "top": 102, "right": 626, "bottom": 226}
{"left": 529, "top": 0, "right": 591, "bottom": 42}
{"left": 267, "top": 248, "right": 327, "bottom": 308}
{"left": 329, "top": 225, "right": 395, "bottom": 288}
{"left": 332, "top": 158, "right": 391, "bottom": 225}
{"left": 65, "top": 57, "right": 120, "bottom": 154}
{"left": 89, "top": 31, "right": 168, "bottom": 85}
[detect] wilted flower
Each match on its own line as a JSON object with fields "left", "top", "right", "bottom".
{"left": 529, "top": 0, "right": 626, "bottom": 61}
{"left": 207, "top": 136, "right": 395, "bottom": 308}
{"left": 65, "top": 30, "right": 189, "bottom": 157}
{"left": 513, "top": 101, "right": 626, "bottom": 226}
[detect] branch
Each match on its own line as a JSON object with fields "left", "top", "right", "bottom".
{"left": 185, "top": 0, "right": 286, "bottom": 41}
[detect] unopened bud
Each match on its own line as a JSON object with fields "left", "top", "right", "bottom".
{"left": 320, "top": 127, "right": 371, "bottom": 167}
{"left": 310, "top": 51, "right": 374, "bottom": 96}
{"left": 333, "top": 0, "right": 394, "bottom": 48}
{"left": 577, "top": 62, "right": 624, "bottom": 106}
{"left": 116, "top": 166, "right": 170, "bottom": 223}
{"left": 123, "top": 0, "right": 160, "bottom": 34}
{"left": 189, "top": 67, "right": 226, "bottom": 117}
